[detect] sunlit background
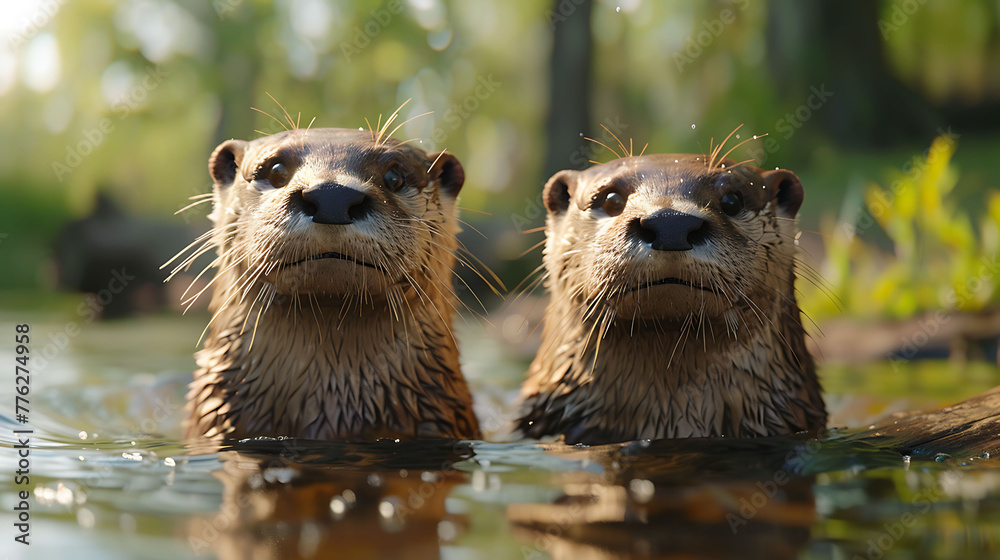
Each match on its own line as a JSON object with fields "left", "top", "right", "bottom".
{"left": 2, "top": 0, "right": 998, "bottom": 313}
{"left": 2, "top": 2, "right": 1000, "bottom": 558}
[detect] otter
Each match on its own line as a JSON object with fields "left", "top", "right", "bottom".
{"left": 517, "top": 153, "right": 827, "bottom": 444}
{"left": 172, "top": 125, "right": 481, "bottom": 440}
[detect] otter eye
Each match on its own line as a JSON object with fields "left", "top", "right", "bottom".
{"left": 601, "top": 191, "right": 627, "bottom": 217}
{"left": 383, "top": 168, "right": 405, "bottom": 192}
{"left": 720, "top": 190, "right": 744, "bottom": 216}
{"left": 267, "top": 162, "right": 291, "bottom": 188}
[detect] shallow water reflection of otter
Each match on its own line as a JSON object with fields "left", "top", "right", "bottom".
{"left": 508, "top": 437, "right": 826, "bottom": 560}
{"left": 186, "top": 439, "right": 473, "bottom": 560}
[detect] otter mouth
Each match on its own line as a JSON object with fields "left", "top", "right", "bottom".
{"left": 629, "top": 277, "right": 719, "bottom": 294}
{"left": 287, "top": 251, "right": 383, "bottom": 271}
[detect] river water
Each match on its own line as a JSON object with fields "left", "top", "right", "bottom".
{"left": 2, "top": 309, "right": 999, "bottom": 559}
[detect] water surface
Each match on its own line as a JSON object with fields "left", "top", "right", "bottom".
{"left": 2, "top": 310, "right": 999, "bottom": 559}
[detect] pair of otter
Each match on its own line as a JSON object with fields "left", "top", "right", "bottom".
{"left": 177, "top": 123, "right": 826, "bottom": 444}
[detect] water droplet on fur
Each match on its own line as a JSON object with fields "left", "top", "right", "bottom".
{"left": 982, "top": 451, "right": 991, "bottom": 459}
{"left": 935, "top": 453, "right": 952, "bottom": 463}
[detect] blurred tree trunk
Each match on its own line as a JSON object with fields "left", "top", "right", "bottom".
{"left": 211, "top": 7, "right": 265, "bottom": 145}
{"left": 543, "top": 0, "right": 594, "bottom": 177}
{"left": 765, "top": 0, "right": 940, "bottom": 147}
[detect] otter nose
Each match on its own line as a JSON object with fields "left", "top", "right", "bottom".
{"left": 301, "top": 182, "right": 370, "bottom": 225}
{"left": 637, "top": 208, "right": 706, "bottom": 251}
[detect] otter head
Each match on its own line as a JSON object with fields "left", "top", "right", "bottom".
{"left": 206, "top": 129, "right": 464, "bottom": 297}
{"left": 541, "top": 154, "right": 804, "bottom": 320}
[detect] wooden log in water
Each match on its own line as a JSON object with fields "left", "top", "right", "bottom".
{"left": 846, "top": 385, "right": 1000, "bottom": 457}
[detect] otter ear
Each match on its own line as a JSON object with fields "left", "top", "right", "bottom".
{"left": 760, "top": 169, "right": 804, "bottom": 218}
{"left": 543, "top": 170, "right": 579, "bottom": 215}
{"left": 209, "top": 139, "right": 247, "bottom": 187}
{"left": 428, "top": 152, "right": 465, "bottom": 198}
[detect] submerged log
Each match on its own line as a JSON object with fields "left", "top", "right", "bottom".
{"left": 846, "top": 385, "right": 1000, "bottom": 457}
{"left": 809, "top": 308, "right": 1000, "bottom": 366}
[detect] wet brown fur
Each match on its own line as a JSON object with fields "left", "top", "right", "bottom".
{"left": 517, "top": 153, "right": 827, "bottom": 444}
{"left": 173, "top": 125, "right": 481, "bottom": 441}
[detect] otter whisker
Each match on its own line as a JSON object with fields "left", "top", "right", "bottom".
{"left": 251, "top": 107, "right": 289, "bottom": 132}
{"left": 174, "top": 197, "right": 214, "bottom": 215}
{"left": 453, "top": 217, "right": 490, "bottom": 239}
{"left": 264, "top": 92, "right": 297, "bottom": 130}
{"left": 509, "top": 262, "right": 548, "bottom": 300}
{"left": 376, "top": 98, "right": 411, "bottom": 145}
{"left": 455, "top": 205, "right": 492, "bottom": 217}
{"left": 602, "top": 124, "right": 631, "bottom": 159}
{"left": 162, "top": 222, "right": 237, "bottom": 271}
{"left": 387, "top": 111, "right": 433, "bottom": 146}
{"left": 516, "top": 238, "right": 547, "bottom": 260}
{"left": 707, "top": 124, "right": 741, "bottom": 171}
{"left": 717, "top": 134, "right": 769, "bottom": 170}
{"left": 583, "top": 135, "right": 622, "bottom": 161}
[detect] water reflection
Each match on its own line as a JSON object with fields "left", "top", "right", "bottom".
{"left": 186, "top": 438, "right": 473, "bottom": 560}
{"left": 508, "top": 436, "right": 883, "bottom": 560}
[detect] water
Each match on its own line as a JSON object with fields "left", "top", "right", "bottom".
{"left": 2, "top": 310, "right": 1000, "bottom": 559}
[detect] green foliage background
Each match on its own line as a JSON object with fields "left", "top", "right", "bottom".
{"left": 0, "top": 0, "right": 998, "bottom": 317}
